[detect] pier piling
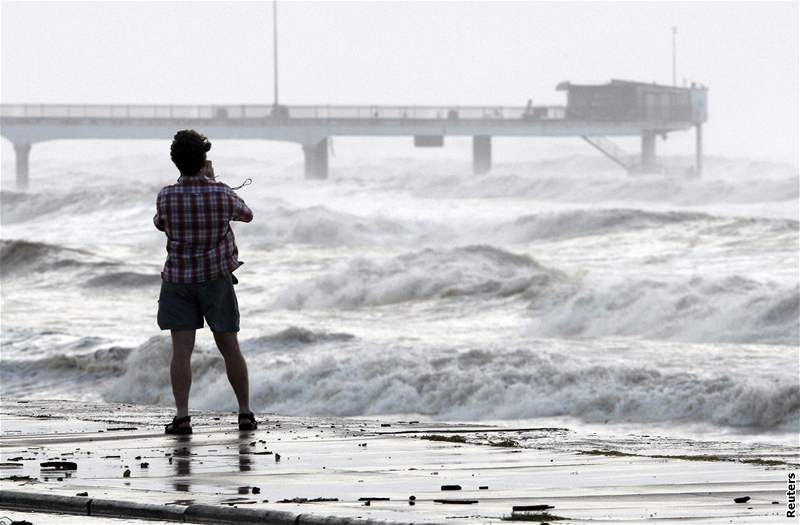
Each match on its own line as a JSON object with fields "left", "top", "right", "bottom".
{"left": 695, "top": 123, "right": 703, "bottom": 176}
{"left": 303, "top": 138, "right": 329, "bottom": 180}
{"left": 640, "top": 132, "right": 657, "bottom": 172}
{"left": 13, "top": 143, "right": 31, "bottom": 190}
{"left": 473, "top": 136, "right": 491, "bottom": 175}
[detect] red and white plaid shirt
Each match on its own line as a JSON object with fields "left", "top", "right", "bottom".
{"left": 154, "top": 176, "right": 253, "bottom": 283}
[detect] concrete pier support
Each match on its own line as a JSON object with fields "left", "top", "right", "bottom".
{"left": 302, "top": 138, "right": 328, "bottom": 179}
{"left": 640, "top": 132, "right": 656, "bottom": 172}
{"left": 14, "top": 143, "right": 31, "bottom": 190}
{"left": 473, "top": 135, "right": 491, "bottom": 175}
{"left": 695, "top": 124, "right": 703, "bottom": 176}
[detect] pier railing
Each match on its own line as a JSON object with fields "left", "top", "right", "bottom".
{"left": 0, "top": 104, "right": 567, "bottom": 121}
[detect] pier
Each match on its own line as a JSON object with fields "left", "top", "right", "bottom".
{"left": 0, "top": 80, "right": 707, "bottom": 189}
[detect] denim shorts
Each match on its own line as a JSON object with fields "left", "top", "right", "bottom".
{"left": 157, "top": 272, "right": 240, "bottom": 332}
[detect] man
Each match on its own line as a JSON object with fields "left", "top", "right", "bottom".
{"left": 154, "top": 129, "right": 257, "bottom": 434}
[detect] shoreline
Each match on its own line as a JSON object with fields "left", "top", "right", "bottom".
{"left": 1, "top": 400, "right": 795, "bottom": 524}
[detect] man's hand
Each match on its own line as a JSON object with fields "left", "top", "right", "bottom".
{"left": 200, "top": 160, "right": 215, "bottom": 180}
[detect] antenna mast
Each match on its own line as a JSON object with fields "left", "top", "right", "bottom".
{"left": 672, "top": 26, "right": 677, "bottom": 87}
{"left": 273, "top": 0, "right": 279, "bottom": 106}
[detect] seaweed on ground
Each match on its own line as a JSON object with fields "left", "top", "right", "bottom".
{"left": 501, "top": 511, "right": 567, "bottom": 521}
{"left": 579, "top": 450, "right": 799, "bottom": 467}
{"left": 420, "top": 434, "right": 468, "bottom": 443}
{"left": 489, "top": 439, "right": 521, "bottom": 447}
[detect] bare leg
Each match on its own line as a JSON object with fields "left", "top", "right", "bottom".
{"left": 213, "top": 332, "right": 250, "bottom": 414}
{"left": 170, "top": 330, "right": 196, "bottom": 420}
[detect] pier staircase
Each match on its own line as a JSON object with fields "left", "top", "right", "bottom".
{"left": 581, "top": 135, "right": 636, "bottom": 172}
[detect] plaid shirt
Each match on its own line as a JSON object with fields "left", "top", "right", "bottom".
{"left": 154, "top": 176, "right": 253, "bottom": 283}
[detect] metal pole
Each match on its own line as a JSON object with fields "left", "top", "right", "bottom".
{"left": 672, "top": 26, "right": 677, "bottom": 87}
{"left": 273, "top": 0, "right": 279, "bottom": 106}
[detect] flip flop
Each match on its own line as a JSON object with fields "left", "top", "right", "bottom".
{"left": 165, "top": 415, "right": 192, "bottom": 435}
{"left": 238, "top": 411, "right": 258, "bottom": 431}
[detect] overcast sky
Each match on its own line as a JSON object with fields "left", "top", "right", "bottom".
{"left": 1, "top": 1, "right": 798, "bottom": 162}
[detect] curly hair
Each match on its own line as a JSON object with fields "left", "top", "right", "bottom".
{"left": 170, "top": 129, "right": 212, "bottom": 175}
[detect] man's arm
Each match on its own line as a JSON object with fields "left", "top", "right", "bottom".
{"left": 154, "top": 192, "right": 166, "bottom": 231}
{"left": 229, "top": 190, "right": 253, "bottom": 223}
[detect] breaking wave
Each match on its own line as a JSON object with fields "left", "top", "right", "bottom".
{"left": 1, "top": 240, "right": 159, "bottom": 288}
{"left": 392, "top": 156, "right": 799, "bottom": 205}
{"left": 30, "top": 346, "right": 132, "bottom": 374}
{"left": 1, "top": 184, "right": 161, "bottom": 224}
{"left": 4, "top": 325, "right": 797, "bottom": 430}
{"left": 0, "top": 326, "right": 354, "bottom": 401}
{"left": 234, "top": 205, "right": 799, "bottom": 247}
{"left": 242, "top": 326, "right": 356, "bottom": 349}
{"left": 489, "top": 209, "right": 798, "bottom": 242}
{"left": 0, "top": 345, "right": 133, "bottom": 399}
{"left": 239, "top": 205, "right": 428, "bottom": 246}
{"left": 100, "top": 337, "right": 800, "bottom": 430}
{"left": 274, "top": 245, "right": 797, "bottom": 344}
{"left": 527, "top": 276, "right": 799, "bottom": 345}
{"left": 0, "top": 239, "right": 111, "bottom": 276}
{"left": 275, "top": 245, "right": 571, "bottom": 309}
{"left": 104, "top": 328, "right": 358, "bottom": 404}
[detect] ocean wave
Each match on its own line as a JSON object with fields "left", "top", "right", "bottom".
{"left": 84, "top": 271, "right": 161, "bottom": 288}
{"left": 38, "top": 346, "right": 132, "bottom": 373}
{"left": 0, "top": 325, "right": 354, "bottom": 399}
{"left": 0, "top": 240, "right": 162, "bottom": 288}
{"left": 105, "top": 327, "right": 357, "bottom": 403}
{"left": 0, "top": 239, "right": 112, "bottom": 276}
{"left": 0, "top": 345, "right": 133, "bottom": 399}
{"left": 396, "top": 156, "right": 799, "bottom": 205}
{"left": 0, "top": 327, "right": 110, "bottom": 360}
{"left": 273, "top": 243, "right": 797, "bottom": 344}
{"left": 104, "top": 336, "right": 224, "bottom": 405}
{"left": 4, "top": 329, "right": 796, "bottom": 430}
{"left": 102, "top": 338, "right": 799, "bottom": 430}
{"left": 238, "top": 205, "right": 433, "bottom": 246}
{"left": 1, "top": 184, "right": 161, "bottom": 224}
{"left": 527, "top": 275, "right": 799, "bottom": 345}
{"left": 6, "top": 184, "right": 796, "bottom": 254}
{"left": 214, "top": 203, "right": 798, "bottom": 248}
{"left": 274, "top": 245, "right": 572, "bottom": 309}
{"left": 243, "top": 326, "right": 355, "bottom": 349}
{"left": 491, "top": 208, "right": 712, "bottom": 242}
{"left": 249, "top": 205, "right": 798, "bottom": 247}
{"left": 487, "top": 208, "right": 798, "bottom": 243}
